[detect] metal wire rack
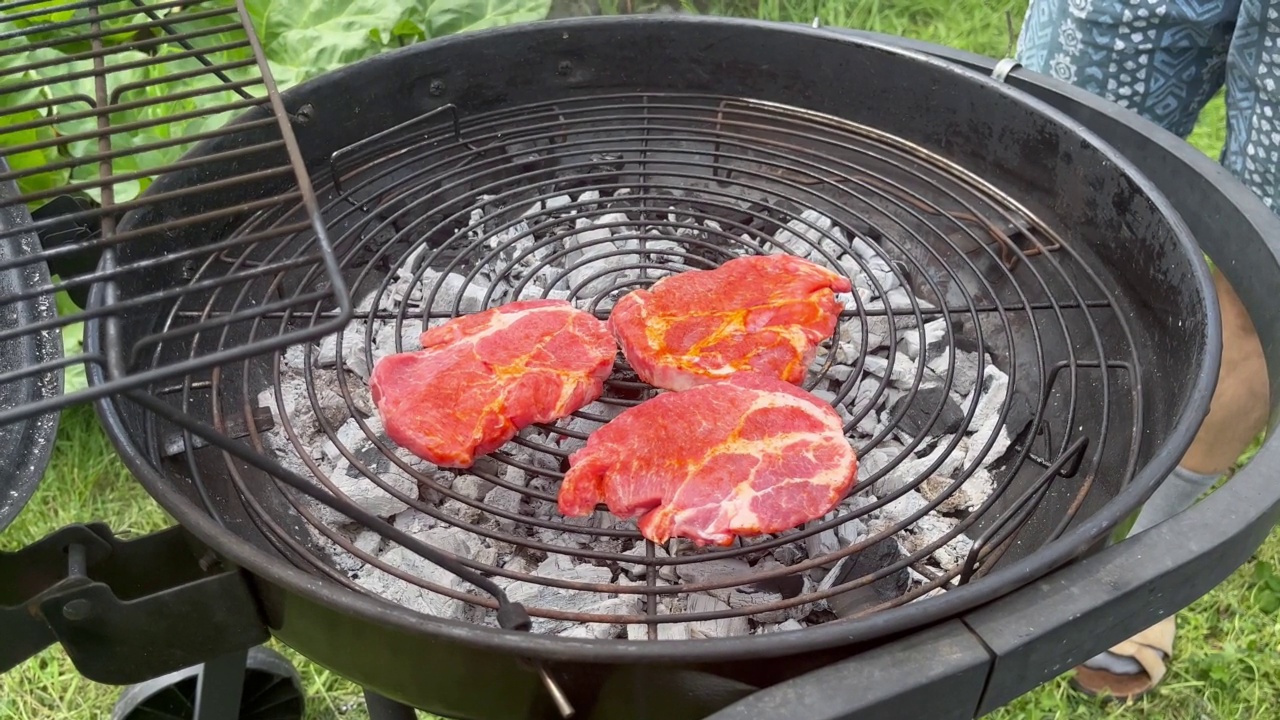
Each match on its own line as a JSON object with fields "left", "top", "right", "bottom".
{"left": 0, "top": 0, "right": 349, "bottom": 428}
{"left": 111, "top": 93, "right": 1143, "bottom": 639}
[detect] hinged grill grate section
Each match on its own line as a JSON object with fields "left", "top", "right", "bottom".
{"left": 0, "top": 0, "right": 350, "bottom": 427}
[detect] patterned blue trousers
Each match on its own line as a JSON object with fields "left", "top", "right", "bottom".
{"left": 1015, "top": 0, "right": 1280, "bottom": 213}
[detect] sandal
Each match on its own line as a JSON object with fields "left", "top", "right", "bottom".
{"left": 1070, "top": 615, "right": 1176, "bottom": 702}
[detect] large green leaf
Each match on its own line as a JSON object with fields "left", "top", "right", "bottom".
{"left": 245, "top": 0, "right": 551, "bottom": 87}
{"left": 244, "top": 0, "right": 426, "bottom": 87}
{"left": 420, "top": 0, "right": 551, "bottom": 38}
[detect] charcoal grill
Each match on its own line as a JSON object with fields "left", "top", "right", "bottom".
{"left": 3, "top": 8, "right": 1279, "bottom": 720}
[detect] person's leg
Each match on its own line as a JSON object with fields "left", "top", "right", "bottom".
{"left": 1015, "top": 0, "right": 1271, "bottom": 701}
{"left": 1219, "top": 0, "right": 1280, "bottom": 214}
{"left": 1014, "top": 0, "right": 1238, "bottom": 139}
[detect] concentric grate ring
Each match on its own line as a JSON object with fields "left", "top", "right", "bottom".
{"left": 152, "top": 93, "right": 1139, "bottom": 638}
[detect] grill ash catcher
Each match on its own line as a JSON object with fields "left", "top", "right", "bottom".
{"left": 2, "top": 6, "right": 1279, "bottom": 720}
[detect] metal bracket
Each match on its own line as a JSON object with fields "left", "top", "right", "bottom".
{"left": 991, "top": 58, "right": 1022, "bottom": 84}
{"left": 0, "top": 523, "right": 269, "bottom": 685}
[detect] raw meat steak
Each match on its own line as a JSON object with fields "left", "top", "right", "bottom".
{"left": 608, "top": 254, "right": 852, "bottom": 391}
{"left": 557, "top": 372, "right": 859, "bottom": 546}
{"left": 370, "top": 299, "right": 616, "bottom": 468}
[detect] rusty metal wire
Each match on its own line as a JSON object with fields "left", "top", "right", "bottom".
{"left": 127, "top": 94, "right": 1140, "bottom": 638}
{"left": 0, "top": 0, "right": 349, "bottom": 427}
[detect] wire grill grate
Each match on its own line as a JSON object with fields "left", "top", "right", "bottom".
{"left": 115, "top": 93, "right": 1146, "bottom": 638}
{"left": 0, "top": 0, "right": 349, "bottom": 427}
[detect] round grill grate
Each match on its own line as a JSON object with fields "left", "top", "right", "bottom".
{"left": 162, "top": 93, "right": 1140, "bottom": 638}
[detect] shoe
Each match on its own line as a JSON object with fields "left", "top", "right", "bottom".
{"left": 1070, "top": 615, "right": 1176, "bottom": 702}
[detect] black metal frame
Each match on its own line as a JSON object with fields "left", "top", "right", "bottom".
{"left": 0, "top": 0, "right": 352, "bottom": 430}
{"left": 1, "top": 19, "right": 1277, "bottom": 720}
{"left": 0, "top": 523, "right": 267, "bottom": 685}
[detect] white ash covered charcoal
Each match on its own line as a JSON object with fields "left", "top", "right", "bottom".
{"left": 545, "top": 194, "right": 572, "bottom": 212}
{"left": 627, "top": 620, "right": 694, "bottom": 641}
{"left": 304, "top": 529, "right": 367, "bottom": 576}
{"left": 484, "top": 483, "right": 527, "bottom": 533}
{"left": 771, "top": 208, "right": 853, "bottom": 262}
{"left": 476, "top": 212, "right": 557, "bottom": 288}
{"left": 617, "top": 542, "right": 679, "bottom": 582}
{"left": 371, "top": 320, "right": 427, "bottom": 367}
{"left": 354, "top": 525, "right": 483, "bottom": 621}
{"left": 900, "top": 318, "right": 949, "bottom": 362}
{"left": 559, "top": 212, "right": 646, "bottom": 297}
{"left": 769, "top": 539, "right": 806, "bottom": 567}
{"left": 824, "top": 536, "right": 912, "bottom": 618}
{"left": 451, "top": 472, "right": 496, "bottom": 501}
{"left": 755, "top": 619, "right": 807, "bottom": 634}
{"left": 927, "top": 346, "right": 982, "bottom": 399}
{"left": 860, "top": 353, "right": 920, "bottom": 388}
{"left": 679, "top": 593, "right": 752, "bottom": 639}
{"left": 554, "top": 596, "right": 642, "bottom": 640}
{"left": 849, "top": 444, "right": 903, "bottom": 493}
{"left": 314, "top": 321, "right": 372, "bottom": 379}
{"left": 919, "top": 469, "right": 995, "bottom": 515}
{"left": 538, "top": 511, "right": 629, "bottom": 553}
{"left": 866, "top": 487, "right": 973, "bottom": 580}
{"left": 804, "top": 513, "right": 841, "bottom": 563}
{"left": 390, "top": 508, "right": 436, "bottom": 535}
{"left": 319, "top": 449, "right": 419, "bottom": 524}
{"left": 871, "top": 435, "right": 964, "bottom": 497}
{"left": 307, "top": 415, "right": 428, "bottom": 525}
{"left": 675, "top": 557, "right": 812, "bottom": 624}
{"left": 419, "top": 269, "right": 490, "bottom": 318}
{"left": 497, "top": 553, "right": 623, "bottom": 635}
{"left": 961, "top": 365, "right": 1015, "bottom": 469}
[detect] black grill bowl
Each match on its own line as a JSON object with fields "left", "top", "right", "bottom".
{"left": 86, "top": 16, "right": 1218, "bottom": 720}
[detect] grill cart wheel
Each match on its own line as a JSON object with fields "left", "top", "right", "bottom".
{"left": 111, "top": 646, "right": 304, "bottom": 720}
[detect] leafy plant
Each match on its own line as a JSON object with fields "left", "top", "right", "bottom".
{"left": 2, "top": 0, "right": 550, "bottom": 393}
{"left": 1, "top": 0, "right": 551, "bottom": 198}
{"left": 1253, "top": 560, "right": 1280, "bottom": 614}
{"left": 247, "top": 0, "right": 552, "bottom": 86}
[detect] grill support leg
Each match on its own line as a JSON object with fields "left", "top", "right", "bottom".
{"left": 193, "top": 648, "right": 249, "bottom": 720}
{"left": 365, "top": 689, "right": 418, "bottom": 720}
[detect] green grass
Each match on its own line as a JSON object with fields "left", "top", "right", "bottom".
{"left": 3, "top": 1, "right": 1277, "bottom": 719}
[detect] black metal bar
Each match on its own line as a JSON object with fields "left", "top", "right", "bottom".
{"left": 0, "top": 117, "right": 280, "bottom": 186}
{"left": 131, "top": 0, "right": 256, "bottom": 100}
{"left": 0, "top": 523, "right": 269, "bottom": 685}
{"left": 0, "top": 14, "right": 242, "bottom": 76}
{"left": 193, "top": 649, "right": 250, "bottom": 720}
{"left": 329, "top": 104, "right": 466, "bottom": 194}
{"left": 0, "top": 0, "right": 216, "bottom": 41}
{"left": 702, "top": 621, "right": 992, "bottom": 720}
{"left": 364, "top": 690, "right": 419, "bottom": 720}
